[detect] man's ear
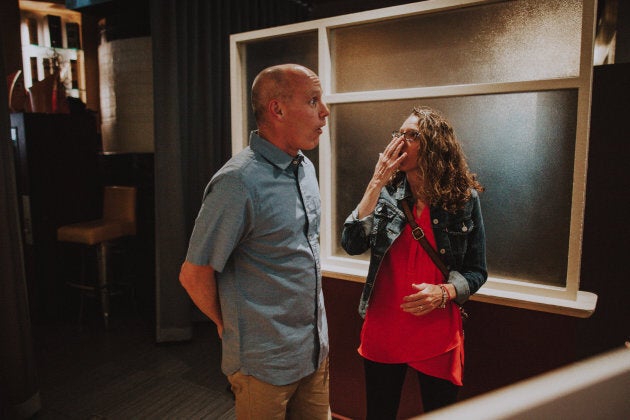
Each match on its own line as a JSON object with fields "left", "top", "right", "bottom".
{"left": 269, "top": 100, "right": 284, "bottom": 120}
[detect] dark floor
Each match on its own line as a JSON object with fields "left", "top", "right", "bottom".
{"left": 31, "top": 311, "right": 235, "bottom": 419}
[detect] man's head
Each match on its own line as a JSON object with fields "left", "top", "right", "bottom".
{"left": 251, "top": 64, "right": 329, "bottom": 156}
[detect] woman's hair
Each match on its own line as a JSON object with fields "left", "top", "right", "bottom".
{"left": 392, "top": 106, "right": 484, "bottom": 212}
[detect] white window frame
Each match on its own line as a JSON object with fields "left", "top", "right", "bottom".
{"left": 229, "top": 0, "right": 598, "bottom": 317}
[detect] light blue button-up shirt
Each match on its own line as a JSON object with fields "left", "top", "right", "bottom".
{"left": 186, "top": 131, "right": 328, "bottom": 386}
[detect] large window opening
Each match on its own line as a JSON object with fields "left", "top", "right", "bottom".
{"left": 230, "top": 0, "right": 598, "bottom": 317}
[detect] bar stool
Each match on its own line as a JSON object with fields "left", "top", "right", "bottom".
{"left": 57, "top": 186, "right": 137, "bottom": 328}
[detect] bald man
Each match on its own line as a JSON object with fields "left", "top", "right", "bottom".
{"left": 180, "top": 64, "right": 331, "bottom": 419}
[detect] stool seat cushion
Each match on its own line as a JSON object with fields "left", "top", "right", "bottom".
{"left": 57, "top": 219, "right": 136, "bottom": 245}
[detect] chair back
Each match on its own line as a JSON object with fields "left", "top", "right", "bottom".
{"left": 103, "top": 186, "right": 137, "bottom": 225}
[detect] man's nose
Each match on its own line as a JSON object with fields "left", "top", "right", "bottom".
{"left": 320, "top": 102, "right": 330, "bottom": 117}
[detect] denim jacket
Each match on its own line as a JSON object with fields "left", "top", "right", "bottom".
{"left": 341, "top": 179, "right": 487, "bottom": 318}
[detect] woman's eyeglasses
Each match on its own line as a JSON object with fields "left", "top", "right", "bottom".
{"left": 391, "top": 130, "right": 421, "bottom": 142}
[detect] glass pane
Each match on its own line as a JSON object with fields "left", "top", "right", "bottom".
{"left": 244, "top": 31, "right": 319, "bottom": 173}
{"left": 332, "top": 90, "right": 578, "bottom": 286}
{"left": 332, "top": 0, "right": 582, "bottom": 92}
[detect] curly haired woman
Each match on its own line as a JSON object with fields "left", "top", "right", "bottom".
{"left": 341, "top": 106, "right": 487, "bottom": 418}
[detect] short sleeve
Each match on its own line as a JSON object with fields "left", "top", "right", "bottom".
{"left": 185, "top": 173, "right": 252, "bottom": 271}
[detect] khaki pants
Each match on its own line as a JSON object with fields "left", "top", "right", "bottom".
{"left": 228, "top": 357, "right": 330, "bottom": 420}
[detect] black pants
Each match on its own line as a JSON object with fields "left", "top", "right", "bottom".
{"left": 364, "top": 358, "right": 459, "bottom": 419}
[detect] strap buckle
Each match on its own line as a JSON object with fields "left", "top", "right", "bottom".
{"left": 412, "top": 226, "right": 425, "bottom": 240}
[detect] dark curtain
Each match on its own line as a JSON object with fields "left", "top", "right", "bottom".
{"left": 150, "top": 0, "right": 311, "bottom": 342}
{"left": 0, "top": 37, "right": 41, "bottom": 419}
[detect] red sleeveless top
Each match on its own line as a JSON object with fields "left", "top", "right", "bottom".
{"left": 358, "top": 205, "right": 464, "bottom": 385}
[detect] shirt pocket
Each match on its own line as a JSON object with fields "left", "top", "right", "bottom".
{"left": 370, "top": 202, "right": 397, "bottom": 249}
{"left": 444, "top": 217, "right": 474, "bottom": 264}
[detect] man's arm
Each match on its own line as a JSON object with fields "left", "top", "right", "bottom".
{"left": 179, "top": 261, "right": 224, "bottom": 338}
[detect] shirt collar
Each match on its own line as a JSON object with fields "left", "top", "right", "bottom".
{"left": 250, "top": 131, "right": 304, "bottom": 172}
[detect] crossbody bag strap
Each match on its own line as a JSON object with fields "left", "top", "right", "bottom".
{"left": 400, "top": 199, "right": 449, "bottom": 280}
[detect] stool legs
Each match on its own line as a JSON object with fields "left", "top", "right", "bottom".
{"left": 96, "top": 242, "right": 110, "bottom": 329}
{"left": 64, "top": 240, "right": 130, "bottom": 329}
